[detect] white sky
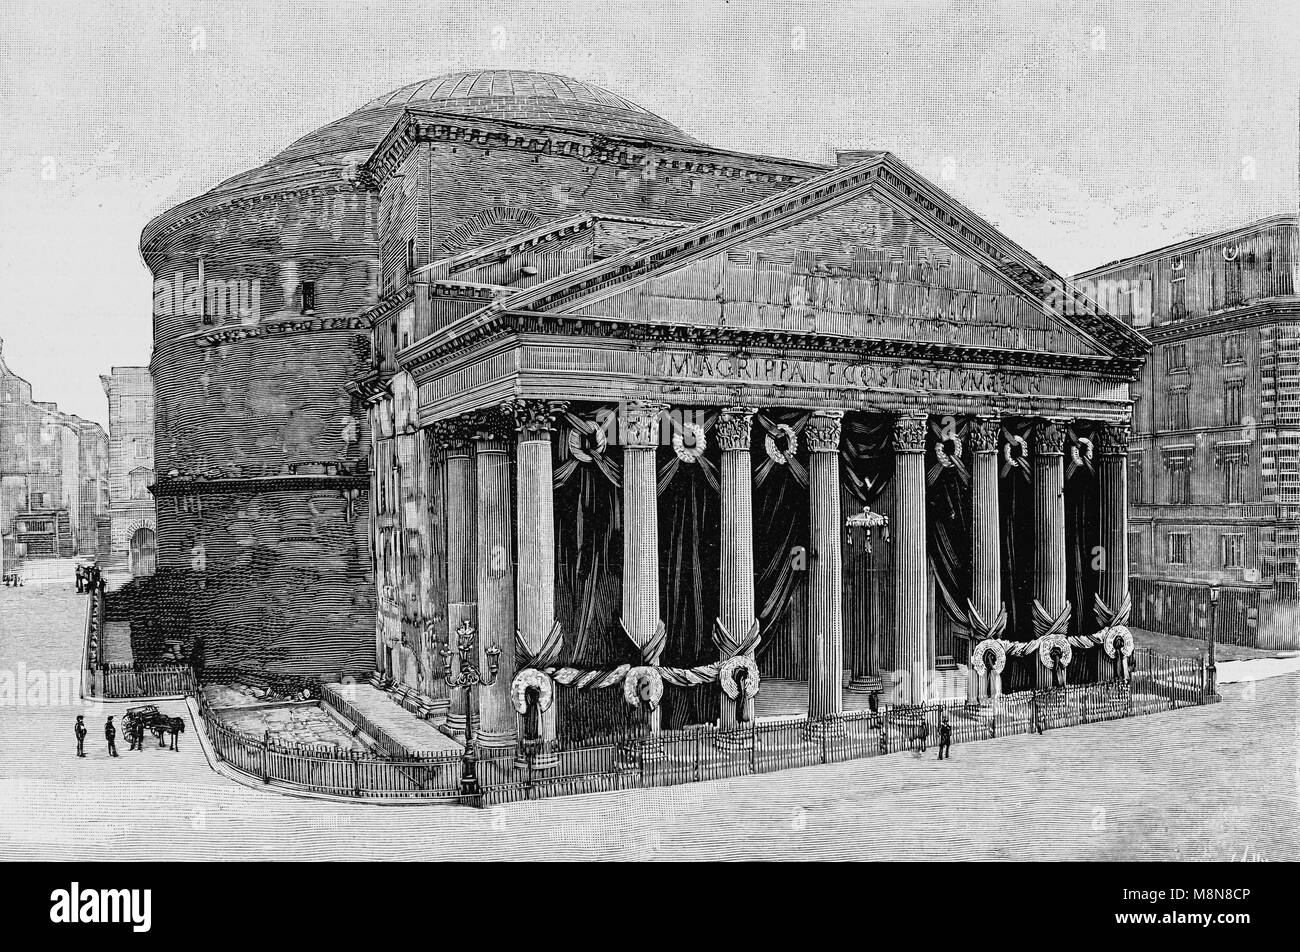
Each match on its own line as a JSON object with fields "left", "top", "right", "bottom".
{"left": 1, "top": 0, "right": 1296, "bottom": 425}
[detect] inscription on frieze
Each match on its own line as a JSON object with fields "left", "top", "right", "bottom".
{"left": 650, "top": 351, "right": 1047, "bottom": 397}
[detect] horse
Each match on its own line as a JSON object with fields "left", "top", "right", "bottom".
{"left": 150, "top": 716, "right": 186, "bottom": 751}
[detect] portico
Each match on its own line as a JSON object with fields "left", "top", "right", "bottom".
{"left": 369, "top": 153, "right": 1149, "bottom": 748}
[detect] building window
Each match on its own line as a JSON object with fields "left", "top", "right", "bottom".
{"left": 1166, "top": 455, "right": 1193, "bottom": 505}
{"left": 407, "top": 238, "right": 416, "bottom": 274}
{"left": 1222, "top": 456, "right": 1244, "bottom": 503}
{"left": 301, "top": 281, "right": 316, "bottom": 313}
{"left": 1223, "top": 380, "right": 1245, "bottom": 426}
{"left": 1224, "top": 334, "right": 1245, "bottom": 364}
{"left": 1128, "top": 531, "right": 1142, "bottom": 570}
{"left": 1167, "top": 532, "right": 1191, "bottom": 565}
{"left": 1166, "top": 388, "right": 1190, "bottom": 429}
{"left": 1127, "top": 453, "right": 1144, "bottom": 505}
{"left": 1170, "top": 274, "right": 1187, "bottom": 321}
{"left": 1221, "top": 533, "right": 1245, "bottom": 569}
{"left": 1165, "top": 344, "right": 1188, "bottom": 373}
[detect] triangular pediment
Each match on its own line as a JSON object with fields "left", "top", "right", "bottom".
{"left": 495, "top": 154, "right": 1149, "bottom": 366}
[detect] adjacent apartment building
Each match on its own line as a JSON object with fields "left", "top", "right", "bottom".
{"left": 100, "top": 367, "right": 156, "bottom": 576}
{"left": 1, "top": 337, "right": 108, "bottom": 561}
{"left": 1076, "top": 213, "right": 1300, "bottom": 649}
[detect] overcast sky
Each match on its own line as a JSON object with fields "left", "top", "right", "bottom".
{"left": 1, "top": 0, "right": 1296, "bottom": 425}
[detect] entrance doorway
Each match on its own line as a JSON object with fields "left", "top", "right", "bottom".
{"left": 129, "top": 527, "right": 156, "bottom": 576}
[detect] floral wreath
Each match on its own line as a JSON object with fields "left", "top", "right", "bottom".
{"left": 765, "top": 424, "right": 799, "bottom": 465}
{"left": 511, "top": 668, "right": 555, "bottom": 715}
{"left": 1003, "top": 435, "right": 1028, "bottom": 466}
{"left": 672, "top": 423, "right": 707, "bottom": 464}
{"left": 971, "top": 638, "right": 1006, "bottom": 675}
{"left": 567, "top": 423, "right": 608, "bottom": 464}
{"left": 1101, "top": 624, "right": 1135, "bottom": 660}
{"left": 719, "top": 655, "right": 761, "bottom": 699}
{"left": 935, "top": 433, "right": 963, "bottom": 468}
{"left": 1038, "top": 632, "right": 1073, "bottom": 670}
{"left": 623, "top": 665, "right": 664, "bottom": 709}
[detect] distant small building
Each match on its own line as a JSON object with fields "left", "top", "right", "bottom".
{"left": 1076, "top": 214, "right": 1300, "bottom": 649}
{"left": 100, "top": 368, "right": 156, "bottom": 575}
{"left": 1, "top": 337, "right": 107, "bottom": 560}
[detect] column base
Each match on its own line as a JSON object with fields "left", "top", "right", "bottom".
{"left": 476, "top": 727, "right": 518, "bottom": 749}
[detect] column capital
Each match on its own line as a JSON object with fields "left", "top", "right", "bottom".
{"left": 468, "top": 405, "right": 518, "bottom": 445}
{"left": 428, "top": 416, "right": 477, "bottom": 451}
{"left": 968, "top": 414, "right": 1002, "bottom": 454}
{"left": 1032, "top": 418, "right": 1068, "bottom": 457}
{"left": 506, "top": 400, "right": 569, "bottom": 441}
{"left": 715, "top": 406, "right": 756, "bottom": 452}
{"left": 1097, "top": 422, "right": 1132, "bottom": 456}
{"left": 892, "top": 411, "right": 927, "bottom": 454}
{"left": 623, "top": 401, "right": 668, "bottom": 450}
{"left": 805, "top": 409, "right": 845, "bottom": 453}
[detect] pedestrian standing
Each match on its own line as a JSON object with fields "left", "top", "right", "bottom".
{"left": 105, "top": 716, "right": 118, "bottom": 757}
{"left": 74, "top": 566, "right": 83, "bottom": 593}
{"left": 74, "top": 716, "right": 87, "bottom": 758}
{"left": 937, "top": 712, "right": 952, "bottom": 760}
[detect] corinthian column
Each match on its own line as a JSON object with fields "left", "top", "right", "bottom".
{"left": 1097, "top": 422, "right": 1132, "bottom": 678}
{"left": 432, "top": 418, "right": 476, "bottom": 739}
{"left": 473, "top": 408, "right": 516, "bottom": 748}
{"left": 968, "top": 415, "right": 1004, "bottom": 700}
{"left": 1033, "top": 419, "right": 1070, "bottom": 688}
{"left": 893, "top": 412, "right": 929, "bottom": 703}
{"left": 716, "top": 407, "right": 757, "bottom": 732}
{"left": 622, "top": 402, "right": 667, "bottom": 735}
{"left": 805, "top": 409, "right": 845, "bottom": 729}
{"left": 513, "top": 400, "right": 565, "bottom": 760}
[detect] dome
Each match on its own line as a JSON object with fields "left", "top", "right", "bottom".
{"left": 144, "top": 70, "right": 703, "bottom": 250}
{"left": 362, "top": 70, "right": 700, "bottom": 145}
{"left": 265, "top": 69, "right": 701, "bottom": 168}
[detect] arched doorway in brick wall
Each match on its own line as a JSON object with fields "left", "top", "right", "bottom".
{"left": 129, "top": 527, "right": 156, "bottom": 577}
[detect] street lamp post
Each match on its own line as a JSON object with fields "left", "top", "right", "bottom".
{"left": 1207, "top": 586, "right": 1219, "bottom": 697}
{"left": 439, "top": 619, "right": 501, "bottom": 801}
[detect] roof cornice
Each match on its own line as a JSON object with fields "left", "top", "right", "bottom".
{"left": 1076, "top": 213, "right": 1300, "bottom": 278}
{"left": 397, "top": 309, "right": 1145, "bottom": 382}
{"left": 358, "top": 107, "right": 827, "bottom": 192}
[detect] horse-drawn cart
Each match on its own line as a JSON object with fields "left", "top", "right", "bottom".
{"left": 122, "top": 704, "right": 186, "bottom": 750}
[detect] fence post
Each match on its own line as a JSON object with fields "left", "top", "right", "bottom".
{"left": 261, "top": 730, "right": 270, "bottom": 784}
{"left": 749, "top": 722, "right": 757, "bottom": 775}
{"left": 352, "top": 750, "right": 362, "bottom": 797}
{"left": 820, "top": 720, "right": 828, "bottom": 764}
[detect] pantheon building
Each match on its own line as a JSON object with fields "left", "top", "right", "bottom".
{"left": 143, "top": 70, "right": 1147, "bottom": 742}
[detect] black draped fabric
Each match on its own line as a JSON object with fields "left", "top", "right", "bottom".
{"left": 656, "top": 411, "right": 722, "bottom": 728}
{"left": 840, "top": 412, "right": 895, "bottom": 509}
{"left": 553, "top": 406, "right": 624, "bottom": 668}
{"left": 926, "top": 418, "right": 973, "bottom": 660}
{"left": 752, "top": 410, "right": 811, "bottom": 679}
{"left": 1065, "top": 426, "right": 1102, "bottom": 682}
{"left": 999, "top": 419, "right": 1038, "bottom": 693}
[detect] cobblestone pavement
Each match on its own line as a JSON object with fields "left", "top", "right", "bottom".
{"left": 1, "top": 583, "right": 1296, "bottom": 861}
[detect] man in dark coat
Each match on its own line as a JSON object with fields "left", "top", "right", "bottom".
{"left": 105, "top": 716, "right": 118, "bottom": 757}
{"left": 937, "top": 712, "right": 952, "bottom": 760}
{"left": 74, "top": 716, "right": 87, "bottom": 757}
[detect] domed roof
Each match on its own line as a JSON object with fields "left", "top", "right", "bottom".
{"left": 361, "top": 70, "right": 700, "bottom": 144}
{"left": 265, "top": 69, "right": 700, "bottom": 168}
{"left": 144, "top": 70, "right": 703, "bottom": 249}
